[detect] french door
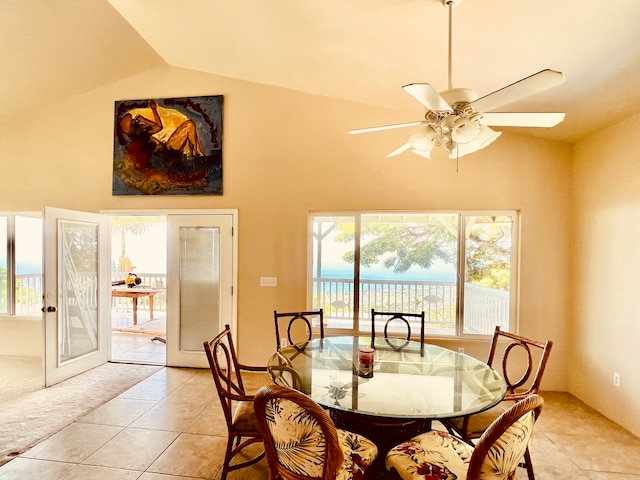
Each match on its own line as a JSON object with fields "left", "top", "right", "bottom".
{"left": 43, "top": 207, "right": 111, "bottom": 386}
{"left": 43, "top": 207, "right": 237, "bottom": 385}
{"left": 166, "top": 213, "right": 236, "bottom": 367}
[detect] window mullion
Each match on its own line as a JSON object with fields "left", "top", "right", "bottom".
{"left": 353, "top": 214, "right": 361, "bottom": 330}
{"left": 7, "top": 216, "right": 16, "bottom": 316}
{"left": 455, "top": 214, "right": 465, "bottom": 335}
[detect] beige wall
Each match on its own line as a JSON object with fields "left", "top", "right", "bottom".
{"left": 571, "top": 112, "right": 640, "bottom": 436}
{"left": 1, "top": 66, "right": 571, "bottom": 391}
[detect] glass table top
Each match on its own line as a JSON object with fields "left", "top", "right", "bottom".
{"left": 267, "top": 336, "right": 507, "bottom": 420}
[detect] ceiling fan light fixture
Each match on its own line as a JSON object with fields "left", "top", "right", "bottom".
{"left": 409, "top": 126, "right": 437, "bottom": 157}
{"left": 450, "top": 116, "right": 480, "bottom": 144}
{"left": 449, "top": 124, "right": 502, "bottom": 159}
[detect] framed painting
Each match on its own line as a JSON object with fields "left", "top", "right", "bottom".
{"left": 113, "top": 95, "right": 223, "bottom": 195}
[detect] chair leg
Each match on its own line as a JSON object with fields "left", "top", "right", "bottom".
{"left": 524, "top": 446, "right": 535, "bottom": 480}
{"left": 221, "top": 434, "right": 265, "bottom": 480}
{"left": 220, "top": 435, "right": 235, "bottom": 480}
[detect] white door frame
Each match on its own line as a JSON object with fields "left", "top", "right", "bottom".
{"left": 102, "top": 209, "right": 238, "bottom": 366}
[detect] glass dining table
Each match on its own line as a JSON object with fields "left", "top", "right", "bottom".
{"left": 267, "top": 335, "right": 507, "bottom": 454}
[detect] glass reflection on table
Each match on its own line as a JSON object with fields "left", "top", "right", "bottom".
{"left": 267, "top": 336, "right": 507, "bottom": 421}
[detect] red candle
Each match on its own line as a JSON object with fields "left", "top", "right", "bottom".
{"left": 359, "top": 347, "right": 374, "bottom": 365}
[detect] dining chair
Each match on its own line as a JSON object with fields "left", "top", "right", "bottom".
{"left": 273, "top": 309, "right": 324, "bottom": 350}
{"left": 370, "top": 309, "right": 425, "bottom": 352}
{"left": 203, "top": 324, "right": 268, "bottom": 480}
{"left": 446, "top": 326, "right": 553, "bottom": 480}
{"left": 386, "top": 394, "right": 544, "bottom": 480}
{"left": 253, "top": 384, "right": 379, "bottom": 480}
{"left": 267, "top": 351, "right": 303, "bottom": 390}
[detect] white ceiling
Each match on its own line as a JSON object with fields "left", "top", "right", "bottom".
{"left": 3, "top": 0, "right": 640, "bottom": 144}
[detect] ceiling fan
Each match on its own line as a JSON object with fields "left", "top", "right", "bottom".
{"left": 348, "top": 0, "right": 566, "bottom": 159}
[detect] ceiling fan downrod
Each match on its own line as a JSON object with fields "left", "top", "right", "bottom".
{"left": 441, "top": 0, "right": 462, "bottom": 91}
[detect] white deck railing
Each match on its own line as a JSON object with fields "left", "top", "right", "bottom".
{"left": 313, "top": 277, "right": 509, "bottom": 334}
{"left": 6, "top": 273, "right": 508, "bottom": 335}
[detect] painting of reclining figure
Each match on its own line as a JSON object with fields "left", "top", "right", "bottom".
{"left": 113, "top": 95, "right": 223, "bottom": 195}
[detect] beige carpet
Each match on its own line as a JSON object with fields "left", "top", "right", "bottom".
{"left": 0, "top": 362, "right": 162, "bottom": 466}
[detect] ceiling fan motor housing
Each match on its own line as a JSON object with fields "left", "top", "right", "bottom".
{"left": 441, "top": 0, "right": 463, "bottom": 7}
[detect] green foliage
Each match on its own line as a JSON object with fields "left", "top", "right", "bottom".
{"left": 335, "top": 222, "right": 457, "bottom": 274}
{"left": 465, "top": 224, "right": 511, "bottom": 290}
{"left": 333, "top": 218, "right": 511, "bottom": 290}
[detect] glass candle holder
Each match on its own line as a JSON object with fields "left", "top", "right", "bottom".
{"left": 358, "top": 347, "right": 374, "bottom": 378}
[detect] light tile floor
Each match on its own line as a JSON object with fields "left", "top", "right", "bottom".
{"left": 112, "top": 312, "right": 166, "bottom": 365}
{"left": 0, "top": 367, "right": 639, "bottom": 480}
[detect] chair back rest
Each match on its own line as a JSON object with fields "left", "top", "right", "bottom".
{"left": 371, "top": 309, "right": 425, "bottom": 349}
{"left": 254, "top": 384, "right": 344, "bottom": 480}
{"left": 274, "top": 309, "right": 324, "bottom": 350}
{"left": 487, "top": 326, "right": 553, "bottom": 400}
{"left": 203, "top": 324, "right": 247, "bottom": 426}
{"left": 468, "top": 394, "right": 544, "bottom": 480}
{"left": 268, "top": 352, "right": 303, "bottom": 390}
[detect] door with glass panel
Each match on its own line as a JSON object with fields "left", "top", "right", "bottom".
{"left": 166, "top": 213, "right": 236, "bottom": 367}
{"left": 43, "top": 207, "right": 110, "bottom": 386}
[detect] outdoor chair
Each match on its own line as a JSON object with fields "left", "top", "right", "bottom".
{"left": 274, "top": 309, "right": 324, "bottom": 350}
{"left": 254, "top": 384, "right": 379, "bottom": 480}
{"left": 203, "top": 324, "right": 267, "bottom": 480}
{"left": 386, "top": 394, "right": 544, "bottom": 480}
{"left": 445, "top": 326, "right": 553, "bottom": 480}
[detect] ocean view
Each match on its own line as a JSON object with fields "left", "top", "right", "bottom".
{"left": 320, "top": 264, "right": 456, "bottom": 283}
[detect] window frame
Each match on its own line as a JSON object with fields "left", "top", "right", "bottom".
{"left": 307, "top": 210, "right": 519, "bottom": 338}
{"left": 1, "top": 212, "right": 43, "bottom": 318}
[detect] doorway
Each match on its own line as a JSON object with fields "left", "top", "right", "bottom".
{"left": 106, "top": 210, "right": 237, "bottom": 368}
{"left": 110, "top": 215, "right": 167, "bottom": 365}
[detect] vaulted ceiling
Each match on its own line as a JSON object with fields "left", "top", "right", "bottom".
{"left": 3, "top": 0, "right": 640, "bottom": 144}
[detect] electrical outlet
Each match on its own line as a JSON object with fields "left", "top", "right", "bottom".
{"left": 613, "top": 372, "right": 621, "bottom": 387}
{"left": 457, "top": 347, "right": 465, "bottom": 353}
{"left": 280, "top": 338, "right": 288, "bottom": 348}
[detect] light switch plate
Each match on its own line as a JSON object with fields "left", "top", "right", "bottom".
{"left": 260, "top": 276, "right": 277, "bottom": 287}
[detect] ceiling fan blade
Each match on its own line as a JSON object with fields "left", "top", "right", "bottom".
{"left": 386, "top": 143, "right": 412, "bottom": 157}
{"left": 480, "top": 112, "right": 566, "bottom": 127}
{"left": 403, "top": 84, "right": 453, "bottom": 113}
{"left": 348, "top": 121, "right": 426, "bottom": 135}
{"left": 470, "top": 69, "right": 565, "bottom": 113}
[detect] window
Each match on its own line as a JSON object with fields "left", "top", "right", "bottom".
{"left": 0, "top": 214, "right": 43, "bottom": 317}
{"left": 309, "top": 212, "right": 517, "bottom": 336}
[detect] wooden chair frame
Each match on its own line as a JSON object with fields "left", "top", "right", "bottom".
{"left": 203, "top": 324, "right": 267, "bottom": 480}
{"left": 274, "top": 309, "right": 324, "bottom": 351}
{"left": 388, "top": 394, "right": 544, "bottom": 480}
{"left": 488, "top": 326, "right": 553, "bottom": 401}
{"left": 455, "top": 326, "right": 552, "bottom": 480}
{"left": 254, "top": 384, "right": 347, "bottom": 480}
{"left": 467, "top": 394, "right": 544, "bottom": 480}
{"left": 370, "top": 309, "right": 425, "bottom": 352}
{"left": 267, "top": 351, "right": 303, "bottom": 390}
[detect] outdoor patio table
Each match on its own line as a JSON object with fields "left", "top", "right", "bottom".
{"left": 112, "top": 287, "right": 160, "bottom": 326}
{"left": 266, "top": 335, "right": 507, "bottom": 454}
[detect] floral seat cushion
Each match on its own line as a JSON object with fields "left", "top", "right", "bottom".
{"left": 386, "top": 411, "right": 535, "bottom": 480}
{"left": 264, "top": 397, "right": 378, "bottom": 479}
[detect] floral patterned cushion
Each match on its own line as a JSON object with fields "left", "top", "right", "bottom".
{"left": 386, "top": 411, "right": 536, "bottom": 480}
{"left": 264, "top": 397, "right": 378, "bottom": 479}
{"left": 336, "top": 429, "right": 378, "bottom": 480}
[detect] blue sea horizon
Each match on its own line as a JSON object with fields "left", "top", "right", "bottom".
{"left": 320, "top": 267, "right": 455, "bottom": 282}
